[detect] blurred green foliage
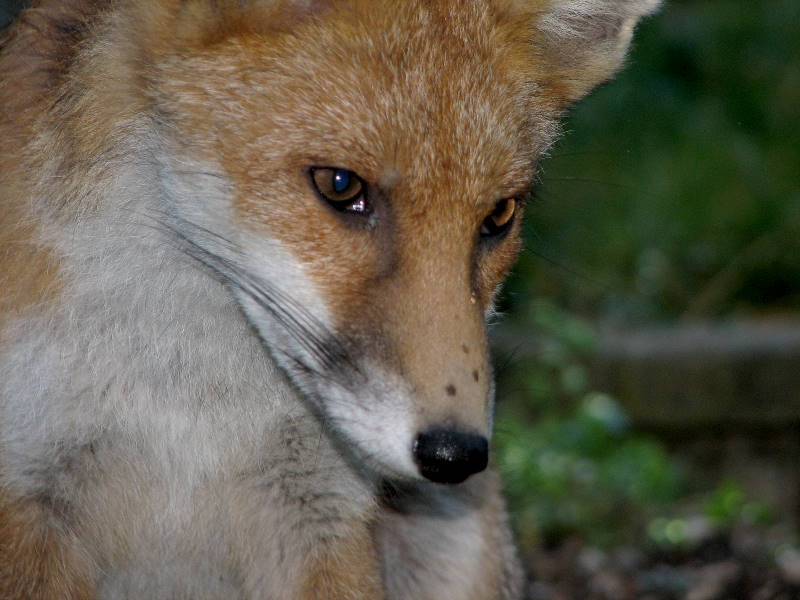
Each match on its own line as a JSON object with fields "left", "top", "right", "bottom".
{"left": 506, "top": 0, "right": 800, "bottom": 322}
{"left": 702, "top": 480, "right": 774, "bottom": 529}
{"left": 494, "top": 300, "right": 687, "bottom": 547}
{"left": 497, "top": 393, "right": 686, "bottom": 548}
{"left": 493, "top": 300, "right": 776, "bottom": 549}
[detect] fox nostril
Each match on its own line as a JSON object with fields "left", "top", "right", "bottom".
{"left": 413, "top": 427, "right": 489, "bottom": 484}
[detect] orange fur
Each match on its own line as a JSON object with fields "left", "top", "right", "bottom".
{"left": 0, "top": 209, "right": 61, "bottom": 335}
{"left": 299, "top": 524, "right": 385, "bottom": 599}
{"left": 150, "top": 2, "right": 546, "bottom": 430}
{"left": 0, "top": 492, "right": 96, "bottom": 599}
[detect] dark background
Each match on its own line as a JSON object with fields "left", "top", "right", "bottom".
{"left": 0, "top": 0, "right": 25, "bottom": 31}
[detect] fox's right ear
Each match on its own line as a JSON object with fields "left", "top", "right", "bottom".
{"left": 511, "top": 0, "right": 661, "bottom": 107}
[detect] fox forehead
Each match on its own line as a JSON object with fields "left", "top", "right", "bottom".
{"left": 157, "top": 0, "right": 556, "bottom": 198}
{"left": 145, "top": 0, "right": 559, "bottom": 364}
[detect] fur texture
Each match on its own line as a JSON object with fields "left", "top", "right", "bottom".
{"left": 0, "top": 0, "right": 659, "bottom": 597}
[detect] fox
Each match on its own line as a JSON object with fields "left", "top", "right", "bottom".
{"left": 0, "top": 0, "right": 659, "bottom": 598}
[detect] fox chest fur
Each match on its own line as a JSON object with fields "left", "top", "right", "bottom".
{"left": 0, "top": 0, "right": 659, "bottom": 598}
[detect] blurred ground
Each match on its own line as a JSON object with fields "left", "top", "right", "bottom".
{"left": 524, "top": 526, "right": 800, "bottom": 600}
{"left": 592, "top": 319, "right": 800, "bottom": 525}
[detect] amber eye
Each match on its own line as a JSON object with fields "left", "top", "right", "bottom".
{"left": 310, "top": 167, "right": 369, "bottom": 215}
{"left": 480, "top": 198, "right": 517, "bottom": 238}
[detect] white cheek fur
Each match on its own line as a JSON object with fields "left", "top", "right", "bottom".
{"left": 0, "top": 144, "right": 427, "bottom": 519}
{"left": 158, "top": 152, "right": 424, "bottom": 481}
{"left": 232, "top": 242, "right": 422, "bottom": 482}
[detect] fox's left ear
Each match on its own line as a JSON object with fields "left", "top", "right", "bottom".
{"left": 514, "top": 0, "right": 661, "bottom": 107}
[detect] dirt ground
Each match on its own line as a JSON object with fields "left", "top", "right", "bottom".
{"left": 524, "top": 525, "right": 800, "bottom": 600}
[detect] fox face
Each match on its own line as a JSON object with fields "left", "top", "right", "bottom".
{"left": 137, "top": 0, "right": 656, "bottom": 484}
{"left": 149, "top": 3, "right": 542, "bottom": 484}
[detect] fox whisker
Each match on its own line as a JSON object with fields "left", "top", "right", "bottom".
{"left": 154, "top": 214, "right": 361, "bottom": 381}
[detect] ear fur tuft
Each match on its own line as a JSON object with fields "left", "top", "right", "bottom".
{"left": 516, "top": 0, "right": 662, "bottom": 106}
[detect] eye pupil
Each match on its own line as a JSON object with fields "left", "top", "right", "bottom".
{"left": 333, "top": 169, "right": 351, "bottom": 193}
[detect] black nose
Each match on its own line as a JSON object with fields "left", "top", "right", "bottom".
{"left": 413, "top": 427, "right": 489, "bottom": 484}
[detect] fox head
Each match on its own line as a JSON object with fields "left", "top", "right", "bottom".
{"left": 130, "top": 0, "right": 658, "bottom": 484}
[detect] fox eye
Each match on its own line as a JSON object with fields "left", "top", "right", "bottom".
{"left": 310, "top": 167, "right": 369, "bottom": 215}
{"left": 480, "top": 198, "right": 517, "bottom": 238}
